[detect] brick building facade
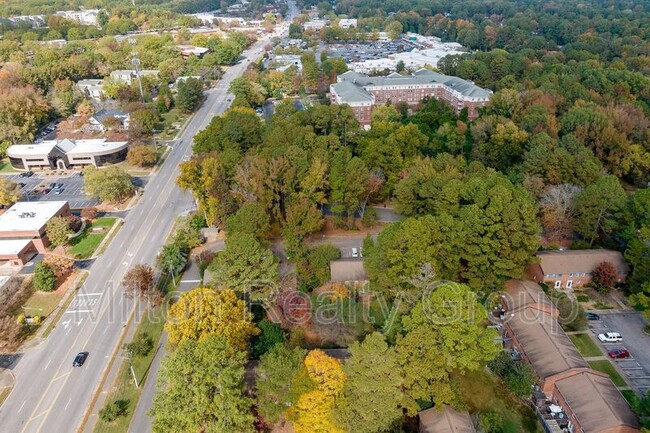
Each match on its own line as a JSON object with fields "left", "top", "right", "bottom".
{"left": 329, "top": 69, "right": 492, "bottom": 126}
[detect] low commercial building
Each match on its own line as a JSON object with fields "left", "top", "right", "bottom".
{"left": 176, "top": 45, "right": 210, "bottom": 58}
{"left": 303, "top": 19, "right": 327, "bottom": 31}
{"left": 418, "top": 406, "right": 476, "bottom": 433}
{"left": 330, "top": 69, "right": 491, "bottom": 125}
{"left": 0, "top": 201, "right": 71, "bottom": 265}
{"left": 530, "top": 249, "right": 629, "bottom": 290}
{"left": 7, "top": 139, "right": 128, "bottom": 170}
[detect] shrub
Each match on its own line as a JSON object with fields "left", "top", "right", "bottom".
{"left": 571, "top": 240, "right": 591, "bottom": 250}
{"left": 488, "top": 351, "right": 536, "bottom": 398}
{"left": 479, "top": 411, "right": 504, "bottom": 433}
{"left": 576, "top": 294, "right": 590, "bottom": 302}
{"left": 32, "top": 315, "right": 41, "bottom": 325}
{"left": 99, "top": 399, "right": 129, "bottom": 422}
{"left": 81, "top": 207, "right": 98, "bottom": 220}
{"left": 361, "top": 206, "right": 378, "bottom": 227}
{"left": 16, "top": 314, "right": 25, "bottom": 325}
{"left": 33, "top": 262, "right": 57, "bottom": 292}
{"left": 68, "top": 215, "right": 83, "bottom": 232}
{"left": 593, "top": 261, "right": 618, "bottom": 290}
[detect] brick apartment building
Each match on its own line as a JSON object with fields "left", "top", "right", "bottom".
{"left": 329, "top": 69, "right": 492, "bottom": 126}
{"left": 501, "top": 281, "right": 640, "bottom": 433}
{"left": 529, "top": 249, "right": 629, "bottom": 290}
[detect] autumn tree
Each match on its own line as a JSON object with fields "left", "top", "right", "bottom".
{"left": 149, "top": 335, "right": 254, "bottom": 433}
{"left": 540, "top": 184, "right": 582, "bottom": 241}
{"left": 0, "top": 84, "right": 50, "bottom": 144}
{"left": 164, "top": 288, "right": 259, "bottom": 352}
{"left": 122, "top": 264, "right": 158, "bottom": 304}
{"left": 208, "top": 234, "right": 278, "bottom": 300}
{"left": 46, "top": 216, "right": 72, "bottom": 249}
{"left": 334, "top": 333, "right": 403, "bottom": 433}
{"left": 0, "top": 177, "right": 22, "bottom": 207}
{"left": 83, "top": 166, "right": 134, "bottom": 203}
{"left": 592, "top": 261, "right": 619, "bottom": 289}
{"left": 395, "top": 282, "right": 499, "bottom": 414}
{"left": 127, "top": 144, "right": 158, "bottom": 167}
{"left": 43, "top": 255, "right": 73, "bottom": 279}
{"left": 256, "top": 343, "right": 308, "bottom": 423}
{"left": 81, "top": 207, "right": 98, "bottom": 220}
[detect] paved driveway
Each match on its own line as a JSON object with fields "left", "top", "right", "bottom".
{"left": 588, "top": 311, "right": 650, "bottom": 394}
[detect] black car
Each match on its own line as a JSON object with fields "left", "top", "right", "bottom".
{"left": 73, "top": 352, "right": 89, "bottom": 367}
{"left": 49, "top": 182, "right": 56, "bottom": 188}
{"left": 586, "top": 312, "right": 600, "bottom": 320}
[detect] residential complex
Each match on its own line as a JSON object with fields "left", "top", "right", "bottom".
{"left": 7, "top": 139, "right": 128, "bottom": 170}
{"left": 53, "top": 9, "right": 102, "bottom": 26}
{"left": 330, "top": 69, "right": 492, "bottom": 125}
{"left": 501, "top": 281, "right": 640, "bottom": 433}
{"left": 530, "top": 249, "right": 629, "bottom": 289}
{"left": 110, "top": 69, "right": 160, "bottom": 86}
{"left": 0, "top": 201, "right": 70, "bottom": 266}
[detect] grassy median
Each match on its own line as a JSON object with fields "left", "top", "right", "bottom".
{"left": 588, "top": 360, "right": 628, "bottom": 387}
{"left": 569, "top": 333, "right": 603, "bottom": 357}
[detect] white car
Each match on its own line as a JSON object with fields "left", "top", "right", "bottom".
{"left": 351, "top": 247, "right": 359, "bottom": 257}
{"left": 598, "top": 332, "right": 623, "bottom": 343}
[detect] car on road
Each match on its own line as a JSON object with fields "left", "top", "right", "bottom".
{"left": 351, "top": 247, "right": 359, "bottom": 257}
{"left": 586, "top": 312, "right": 600, "bottom": 320}
{"left": 598, "top": 332, "right": 623, "bottom": 343}
{"left": 54, "top": 188, "right": 64, "bottom": 195}
{"left": 608, "top": 349, "right": 631, "bottom": 359}
{"left": 72, "top": 352, "right": 89, "bottom": 367}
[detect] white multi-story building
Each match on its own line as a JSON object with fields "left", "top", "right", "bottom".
{"left": 338, "top": 18, "right": 358, "bottom": 29}
{"left": 54, "top": 9, "right": 103, "bottom": 26}
{"left": 77, "top": 79, "right": 104, "bottom": 101}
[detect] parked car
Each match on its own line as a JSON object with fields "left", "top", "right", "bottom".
{"left": 49, "top": 182, "right": 56, "bottom": 188}
{"left": 72, "top": 352, "right": 89, "bottom": 367}
{"left": 54, "top": 188, "right": 64, "bottom": 195}
{"left": 586, "top": 312, "right": 600, "bottom": 320}
{"left": 598, "top": 332, "right": 623, "bottom": 343}
{"left": 608, "top": 349, "right": 631, "bottom": 359}
{"left": 351, "top": 247, "right": 359, "bottom": 257}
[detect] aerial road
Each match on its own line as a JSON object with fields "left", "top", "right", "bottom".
{"left": 0, "top": 35, "right": 273, "bottom": 433}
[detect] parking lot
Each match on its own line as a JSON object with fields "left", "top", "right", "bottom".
{"left": 589, "top": 311, "right": 650, "bottom": 394}
{"left": 8, "top": 173, "right": 148, "bottom": 209}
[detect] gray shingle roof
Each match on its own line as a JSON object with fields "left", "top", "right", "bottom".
{"left": 336, "top": 69, "right": 492, "bottom": 99}
{"left": 331, "top": 81, "right": 374, "bottom": 103}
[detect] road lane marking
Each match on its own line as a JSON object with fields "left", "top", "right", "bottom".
{"left": 64, "top": 309, "right": 93, "bottom": 314}
{"left": 181, "top": 279, "right": 200, "bottom": 283}
{"left": 18, "top": 400, "right": 26, "bottom": 413}
{"left": 44, "top": 358, "right": 52, "bottom": 370}
{"left": 64, "top": 398, "right": 72, "bottom": 411}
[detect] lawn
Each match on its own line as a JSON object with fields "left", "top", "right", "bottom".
{"left": 569, "top": 333, "right": 602, "bottom": 357}
{"left": 454, "top": 368, "right": 543, "bottom": 433}
{"left": 0, "top": 159, "right": 17, "bottom": 173}
{"left": 22, "top": 290, "right": 63, "bottom": 317}
{"left": 68, "top": 218, "right": 117, "bottom": 259}
{"left": 93, "top": 308, "right": 166, "bottom": 433}
{"left": 156, "top": 109, "right": 189, "bottom": 140}
{"left": 588, "top": 360, "right": 628, "bottom": 387}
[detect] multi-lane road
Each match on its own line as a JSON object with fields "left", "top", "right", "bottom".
{"left": 0, "top": 34, "right": 275, "bottom": 433}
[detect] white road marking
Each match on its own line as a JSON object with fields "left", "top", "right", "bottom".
{"left": 64, "top": 398, "right": 72, "bottom": 411}
{"left": 43, "top": 359, "right": 52, "bottom": 370}
{"left": 181, "top": 279, "right": 201, "bottom": 283}
{"left": 62, "top": 319, "right": 71, "bottom": 329}
{"left": 64, "top": 309, "right": 93, "bottom": 314}
{"left": 122, "top": 262, "right": 128, "bottom": 266}
{"left": 18, "top": 401, "right": 26, "bottom": 413}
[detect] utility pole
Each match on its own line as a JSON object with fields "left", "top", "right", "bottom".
{"left": 128, "top": 39, "right": 145, "bottom": 102}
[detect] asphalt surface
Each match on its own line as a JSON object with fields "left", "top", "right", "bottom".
{"left": 588, "top": 311, "right": 650, "bottom": 394}
{"left": 0, "top": 35, "right": 275, "bottom": 433}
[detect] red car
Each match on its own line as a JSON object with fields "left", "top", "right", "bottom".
{"left": 608, "top": 349, "right": 631, "bottom": 359}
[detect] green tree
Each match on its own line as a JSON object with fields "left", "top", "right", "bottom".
{"left": 46, "top": 216, "right": 72, "bottom": 249}
{"left": 334, "top": 333, "right": 403, "bottom": 433}
{"left": 488, "top": 351, "right": 536, "bottom": 398}
{"left": 573, "top": 175, "right": 627, "bottom": 246}
{"left": 193, "top": 107, "right": 263, "bottom": 154}
{"left": 158, "top": 242, "right": 188, "bottom": 275}
{"left": 149, "top": 335, "right": 254, "bottom": 433}
{"left": 225, "top": 202, "right": 271, "bottom": 238}
{"left": 395, "top": 282, "right": 499, "bottom": 414}
{"left": 209, "top": 234, "right": 278, "bottom": 299}
{"left": 131, "top": 108, "right": 160, "bottom": 135}
{"left": 0, "top": 177, "right": 22, "bottom": 207}
{"left": 123, "top": 332, "right": 154, "bottom": 358}
{"left": 256, "top": 343, "right": 308, "bottom": 423}
{"left": 99, "top": 399, "right": 129, "bottom": 423}
{"left": 176, "top": 78, "right": 204, "bottom": 112}
{"left": 33, "top": 262, "right": 56, "bottom": 292}
{"left": 83, "top": 166, "right": 134, "bottom": 203}
{"left": 251, "top": 320, "right": 285, "bottom": 358}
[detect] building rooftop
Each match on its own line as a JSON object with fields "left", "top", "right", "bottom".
{"left": 65, "top": 139, "right": 128, "bottom": 155}
{"left": 0, "top": 201, "right": 68, "bottom": 233}
{"left": 337, "top": 69, "right": 492, "bottom": 99}
{"left": 555, "top": 371, "right": 640, "bottom": 433}
{"left": 418, "top": 406, "right": 476, "bottom": 433}
{"left": 507, "top": 307, "right": 589, "bottom": 380}
{"left": 331, "top": 81, "right": 374, "bottom": 103}
{"left": 0, "top": 239, "right": 33, "bottom": 255}
{"left": 330, "top": 259, "right": 368, "bottom": 282}
{"left": 8, "top": 139, "right": 128, "bottom": 157}
{"left": 536, "top": 250, "right": 630, "bottom": 276}
{"left": 504, "top": 280, "right": 557, "bottom": 315}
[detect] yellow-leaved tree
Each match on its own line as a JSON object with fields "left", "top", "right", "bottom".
{"left": 290, "top": 350, "right": 346, "bottom": 433}
{"left": 164, "top": 288, "right": 259, "bottom": 352}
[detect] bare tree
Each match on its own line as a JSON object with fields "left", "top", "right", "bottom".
{"left": 540, "top": 184, "right": 582, "bottom": 241}
{"left": 122, "top": 264, "right": 160, "bottom": 306}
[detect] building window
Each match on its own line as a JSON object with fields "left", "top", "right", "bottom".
{"left": 554, "top": 281, "right": 562, "bottom": 289}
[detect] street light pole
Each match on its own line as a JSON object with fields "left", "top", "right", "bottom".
{"left": 105, "top": 353, "right": 139, "bottom": 389}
